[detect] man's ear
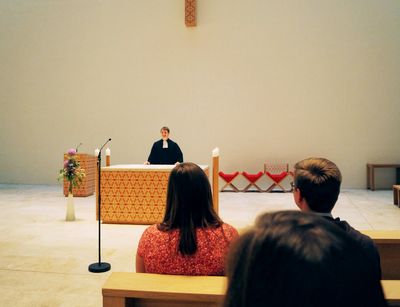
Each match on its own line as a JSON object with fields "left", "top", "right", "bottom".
{"left": 293, "top": 188, "right": 308, "bottom": 211}
{"left": 293, "top": 187, "right": 301, "bottom": 207}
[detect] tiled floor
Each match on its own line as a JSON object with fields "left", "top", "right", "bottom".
{"left": 0, "top": 184, "right": 399, "bottom": 306}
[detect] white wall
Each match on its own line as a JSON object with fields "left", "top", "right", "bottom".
{"left": 0, "top": 0, "right": 399, "bottom": 188}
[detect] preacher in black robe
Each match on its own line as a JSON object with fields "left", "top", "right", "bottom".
{"left": 147, "top": 138, "right": 183, "bottom": 165}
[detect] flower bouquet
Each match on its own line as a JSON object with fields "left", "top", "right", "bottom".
{"left": 58, "top": 148, "right": 85, "bottom": 221}
{"left": 58, "top": 148, "right": 86, "bottom": 194}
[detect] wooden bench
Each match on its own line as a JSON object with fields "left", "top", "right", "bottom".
{"left": 102, "top": 273, "right": 400, "bottom": 307}
{"left": 102, "top": 272, "right": 225, "bottom": 307}
{"left": 394, "top": 185, "right": 400, "bottom": 207}
{"left": 384, "top": 280, "right": 400, "bottom": 306}
{"left": 367, "top": 163, "right": 400, "bottom": 191}
{"left": 362, "top": 230, "right": 400, "bottom": 280}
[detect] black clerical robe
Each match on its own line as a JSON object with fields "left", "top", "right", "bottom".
{"left": 147, "top": 139, "right": 183, "bottom": 165}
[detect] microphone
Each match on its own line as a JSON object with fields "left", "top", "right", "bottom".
{"left": 75, "top": 142, "right": 83, "bottom": 153}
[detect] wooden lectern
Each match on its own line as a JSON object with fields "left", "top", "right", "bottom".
{"left": 63, "top": 153, "right": 97, "bottom": 197}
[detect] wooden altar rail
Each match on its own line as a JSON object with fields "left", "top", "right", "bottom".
{"left": 102, "top": 273, "right": 400, "bottom": 307}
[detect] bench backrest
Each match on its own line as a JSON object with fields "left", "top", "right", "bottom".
{"left": 103, "top": 272, "right": 226, "bottom": 307}
{"left": 362, "top": 230, "right": 400, "bottom": 280}
{"left": 103, "top": 273, "right": 400, "bottom": 307}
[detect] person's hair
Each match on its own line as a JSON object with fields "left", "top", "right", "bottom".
{"left": 158, "top": 162, "right": 222, "bottom": 255}
{"left": 224, "top": 211, "right": 387, "bottom": 307}
{"left": 294, "top": 157, "right": 342, "bottom": 213}
{"left": 160, "top": 126, "right": 170, "bottom": 133}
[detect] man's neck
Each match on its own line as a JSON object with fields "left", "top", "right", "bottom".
{"left": 311, "top": 211, "right": 333, "bottom": 218}
{"left": 299, "top": 201, "right": 333, "bottom": 218}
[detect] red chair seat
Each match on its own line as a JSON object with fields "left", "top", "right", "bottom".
{"left": 242, "top": 171, "right": 264, "bottom": 183}
{"left": 242, "top": 171, "right": 264, "bottom": 192}
{"left": 219, "top": 171, "right": 239, "bottom": 183}
{"left": 266, "top": 171, "right": 288, "bottom": 183}
{"left": 219, "top": 171, "right": 240, "bottom": 192}
{"left": 264, "top": 163, "right": 291, "bottom": 192}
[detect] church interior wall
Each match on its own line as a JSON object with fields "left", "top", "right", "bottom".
{"left": 0, "top": 0, "right": 399, "bottom": 188}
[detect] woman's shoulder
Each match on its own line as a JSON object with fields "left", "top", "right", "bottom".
{"left": 221, "top": 223, "right": 239, "bottom": 236}
{"left": 142, "top": 224, "right": 162, "bottom": 237}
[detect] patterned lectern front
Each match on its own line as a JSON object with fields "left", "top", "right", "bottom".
{"left": 98, "top": 164, "right": 209, "bottom": 224}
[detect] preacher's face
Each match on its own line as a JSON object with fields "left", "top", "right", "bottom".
{"left": 161, "top": 129, "right": 169, "bottom": 140}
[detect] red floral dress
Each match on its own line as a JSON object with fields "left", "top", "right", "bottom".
{"left": 137, "top": 223, "right": 238, "bottom": 276}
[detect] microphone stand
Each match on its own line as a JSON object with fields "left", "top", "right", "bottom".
{"left": 89, "top": 138, "right": 112, "bottom": 273}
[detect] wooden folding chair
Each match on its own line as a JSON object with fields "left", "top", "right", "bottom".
{"left": 264, "top": 163, "right": 289, "bottom": 192}
{"left": 242, "top": 171, "right": 264, "bottom": 192}
{"left": 219, "top": 171, "right": 240, "bottom": 192}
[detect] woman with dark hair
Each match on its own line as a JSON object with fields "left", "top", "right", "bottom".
{"left": 225, "top": 211, "right": 387, "bottom": 307}
{"left": 136, "top": 162, "right": 238, "bottom": 275}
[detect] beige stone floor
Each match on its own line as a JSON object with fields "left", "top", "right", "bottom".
{"left": 0, "top": 184, "right": 399, "bottom": 307}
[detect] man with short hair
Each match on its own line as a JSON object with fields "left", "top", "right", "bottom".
{"left": 145, "top": 127, "right": 183, "bottom": 165}
{"left": 292, "top": 157, "right": 381, "bottom": 278}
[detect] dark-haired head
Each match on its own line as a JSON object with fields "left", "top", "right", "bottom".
{"left": 293, "top": 157, "right": 342, "bottom": 213}
{"left": 159, "top": 162, "right": 222, "bottom": 255}
{"left": 224, "top": 211, "right": 386, "bottom": 307}
{"left": 160, "top": 126, "right": 170, "bottom": 133}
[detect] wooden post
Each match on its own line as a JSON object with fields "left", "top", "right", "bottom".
{"left": 185, "top": 0, "right": 196, "bottom": 27}
{"left": 212, "top": 148, "right": 219, "bottom": 213}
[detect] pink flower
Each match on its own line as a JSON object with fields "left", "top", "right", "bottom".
{"left": 67, "top": 148, "right": 76, "bottom": 155}
{"left": 63, "top": 160, "right": 69, "bottom": 167}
